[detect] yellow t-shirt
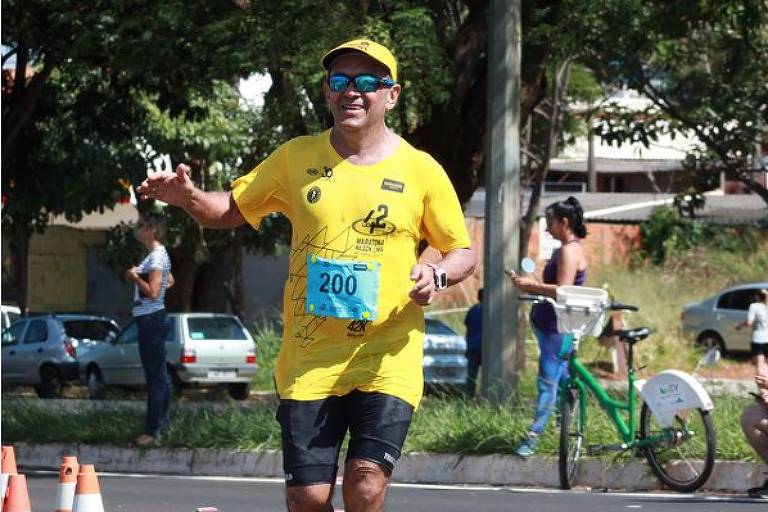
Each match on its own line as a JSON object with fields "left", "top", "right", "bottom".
{"left": 232, "top": 129, "right": 470, "bottom": 407}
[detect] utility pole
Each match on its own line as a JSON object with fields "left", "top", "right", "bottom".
{"left": 482, "top": 0, "right": 521, "bottom": 404}
{"left": 587, "top": 122, "right": 597, "bottom": 192}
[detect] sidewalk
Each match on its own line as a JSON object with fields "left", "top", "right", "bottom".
{"left": 15, "top": 442, "right": 767, "bottom": 493}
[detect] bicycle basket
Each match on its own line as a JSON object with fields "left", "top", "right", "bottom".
{"left": 555, "top": 286, "right": 608, "bottom": 336}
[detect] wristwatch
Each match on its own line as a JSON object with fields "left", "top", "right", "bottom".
{"left": 425, "top": 263, "right": 448, "bottom": 290}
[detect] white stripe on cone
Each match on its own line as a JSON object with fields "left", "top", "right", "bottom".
{"left": 54, "top": 482, "right": 76, "bottom": 512}
{"left": 72, "top": 493, "right": 104, "bottom": 512}
{"left": 1, "top": 473, "right": 9, "bottom": 506}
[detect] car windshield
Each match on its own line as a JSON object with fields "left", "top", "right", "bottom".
{"left": 63, "top": 320, "right": 117, "bottom": 341}
{"left": 425, "top": 319, "right": 457, "bottom": 335}
{"left": 186, "top": 317, "right": 248, "bottom": 341}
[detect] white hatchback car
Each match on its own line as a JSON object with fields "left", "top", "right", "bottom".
{"left": 78, "top": 312, "right": 258, "bottom": 400}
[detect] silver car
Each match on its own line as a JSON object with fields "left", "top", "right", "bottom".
{"left": 423, "top": 318, "right": 468, "bottom": 388}
{"left": 680, "top": 282, "right": 768, "bottom": 353}
{"left": 1, "top": 314, "right": 120, "bottom": 398}
{"left": 78, "top": 312, "right": 258, "bottom": 400}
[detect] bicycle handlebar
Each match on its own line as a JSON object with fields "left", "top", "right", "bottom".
{"left": 518, "top": 294, "right": 639, "bottom": 313}
{"left": 609, "top": 302, "right": 638, "bottom": 312}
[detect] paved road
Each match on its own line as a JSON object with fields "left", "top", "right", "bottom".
{"left": 25, "top": 471, "right": 766, "bottom": 512}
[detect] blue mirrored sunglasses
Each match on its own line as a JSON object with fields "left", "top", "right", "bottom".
{"left": 328, "top": 73, "right": 396, "bottom": 93}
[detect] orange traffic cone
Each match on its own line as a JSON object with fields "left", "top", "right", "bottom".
{"left": 54, "top": 456, "right": 79, "bottom": 512}
{"left": 3, "top": 474, "right": 31, "bottom": 512}
{"left": 71, "top": 465, "right": 104, "bottom": 512}
{"left": 1, "top": 445, "right": 18, "bottom": 508}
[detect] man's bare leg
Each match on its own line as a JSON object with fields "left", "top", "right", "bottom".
{"left": 342, "top": 458, "right": 390, "bottom": 512}
{"left": 286, "top": 483, "right": 334, "bottom": 512}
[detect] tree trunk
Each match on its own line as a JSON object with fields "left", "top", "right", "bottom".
{"left": 2, "top": 52, "right": 59, "bottom": 162}
{"left": 408, "top": 2, "right": 489, "bottom": 204}
{"left": 409, "top": 1, "right": 560, "bottom": 204}
{"left": 741, "top": 175, "right": 768, "bottom": 206}
{"left": 192, "top": 241, "right": 237, "bottom": 313}
{"left": 8, "top": 225, "right": 30, "bottom": 314}
{"left": 232, "top": 228, "right": 245, "bottom": 321}
{"left": 165, "top": 245, "right": 199, "bottom": 312}
{"left": 519, "top": 58, "right": 573, "bottom": 260}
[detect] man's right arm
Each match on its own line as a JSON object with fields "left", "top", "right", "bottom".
{"left": 184, "top": 189, "right": 246, "bottom": 229}
{"left": 137, "top": 164, "right": 245, "bottom": 229}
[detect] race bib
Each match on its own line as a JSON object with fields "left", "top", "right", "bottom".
{"left": 306, "top": 255, "right": 380, "bottom": 320}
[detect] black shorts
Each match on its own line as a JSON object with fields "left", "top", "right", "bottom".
{"left": 276, "top": 390, "right": 414, "bottom": 487}
{"left": 752, "top": 343, "right": 768, "bottom": 357}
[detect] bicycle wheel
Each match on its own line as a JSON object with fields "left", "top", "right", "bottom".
{"left": 640, "top": 403, "right": 715, "bottom": 492}
{"left": 559, "top": 387, "right": 585, "bottom": 489}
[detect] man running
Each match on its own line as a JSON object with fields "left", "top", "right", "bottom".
{"left": 137, "top": 39, "right": 476, "bottom": 512}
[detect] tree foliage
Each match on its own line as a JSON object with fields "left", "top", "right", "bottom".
{"left": 641, "top": 206, "right": 766, "bottom": 265}
{"left": 1, "top": 0, "right": 260, "bottom": 308}
{"left": 580, "top": 0, "right": 768, "bottom": 203}
{"left": 5, "top": 0, "right": 765, "bottom": 312}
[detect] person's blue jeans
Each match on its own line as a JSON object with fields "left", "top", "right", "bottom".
{"left": 529, "top": 328, "right": 573, "bottom": 435}
{"left": 136, "top": 309, "right": 170, "bottom": 437}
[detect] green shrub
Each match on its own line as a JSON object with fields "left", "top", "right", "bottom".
{"left": 640, "top": 207, "right": 765, "bottom": 265}
{"left": 249, "top": 318, "right": 282, "bottom": 391}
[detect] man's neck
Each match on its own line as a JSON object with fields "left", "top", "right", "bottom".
{"left": 331, "top": 125, "right": 398, "bottom": 165}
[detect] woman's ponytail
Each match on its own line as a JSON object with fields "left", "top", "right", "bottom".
{"left": 565, "top": 196, "right": 588, "bottom": 238}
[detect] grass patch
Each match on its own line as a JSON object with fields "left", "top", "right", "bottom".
{"left": 586, "top": 244, "right": 768, "bottom": 374}
{"left": 249, "top": 318, "right": 281, "bottom": 392}
{"left": 1, "top": 386, "right": 759, "bottom": 461}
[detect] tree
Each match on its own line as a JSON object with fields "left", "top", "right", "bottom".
{"left": 1, "top": 0, "right": 262, "bottom": 310}
{"left": 138, "top": 80, "right": 290, "bottom": 316}
{"left": 5, "top": 0, "right": 655, "bottom": 320}
{"left": 580, "top": 0, "right": 768, "bottom": 204}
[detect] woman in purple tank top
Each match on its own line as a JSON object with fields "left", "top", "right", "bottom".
{"left": 509, "top": 196, "right": 588, "bottom": 457}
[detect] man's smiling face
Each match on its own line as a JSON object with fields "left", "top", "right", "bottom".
{"left": 324, "top": 53, "right": 400, "bottom": 132}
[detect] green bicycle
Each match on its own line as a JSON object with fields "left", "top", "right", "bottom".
{"left": 522, "top": 286, "right": 716, "bottom": 492}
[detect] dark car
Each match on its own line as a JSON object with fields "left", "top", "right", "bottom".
{"left": 423, "top": 318, "right": 468, "bottom": 388}
{"left": 1, "top": 314, "right": 120, "bottom": 398}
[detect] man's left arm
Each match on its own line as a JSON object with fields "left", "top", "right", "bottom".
{"left": 410, "top": 247, "right": 477, "bottom": 305}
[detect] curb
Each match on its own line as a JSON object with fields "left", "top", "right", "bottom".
{"left": 15, "top": 443, "right": 766, "bottom": 493}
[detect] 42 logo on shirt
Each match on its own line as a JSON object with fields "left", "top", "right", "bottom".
{"left": 352, "top": 204, "right": 396, "bottom": 236}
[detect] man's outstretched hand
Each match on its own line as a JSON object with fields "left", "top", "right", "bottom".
{"left": 137, "top": 164, "right": 195, "bottom": 207}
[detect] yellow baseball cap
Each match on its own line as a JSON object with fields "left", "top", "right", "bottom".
{"left": 321, "top": 39, "right": 398, "bottom": 81}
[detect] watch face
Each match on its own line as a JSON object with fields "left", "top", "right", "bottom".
{"left": 433, "top": 267, "right": 448, "bottom": 289}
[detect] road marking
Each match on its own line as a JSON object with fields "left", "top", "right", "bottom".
{"left": 25, "top": 470, "right": 762, "bottom": 503}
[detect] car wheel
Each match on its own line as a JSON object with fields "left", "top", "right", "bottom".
{"left": 168, "top": 366, "right": 184, "bottom": 399}
{"left": 37, "top": 365, "right": 63, "bottom": 399}
{"left": 86, "top": 367, "right": 105, "bottom": 399}
{"left": 227, "top": 382, "right": 251, "bottom": 400}
{"left": 697, "top": 332, "right": 727, "bottom": 355}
